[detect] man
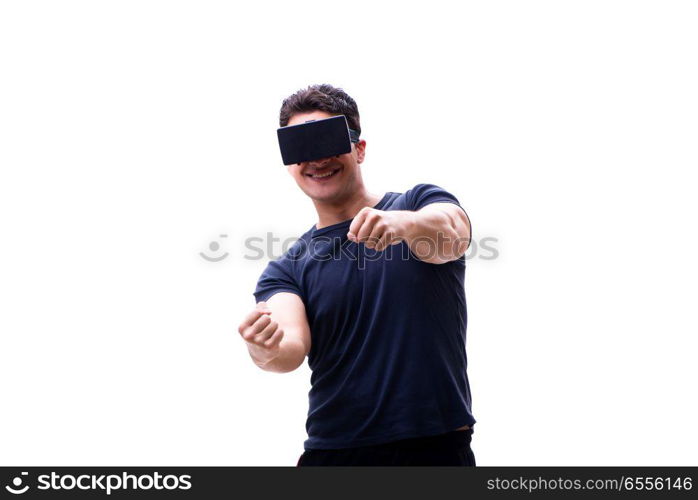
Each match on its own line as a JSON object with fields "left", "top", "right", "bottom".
{"left": 237, "top": 84, "right": 476, "bottom": 466}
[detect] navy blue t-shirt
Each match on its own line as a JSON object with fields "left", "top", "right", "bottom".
{"left": 253, "top": 183, "right": 476, "bottom": 450}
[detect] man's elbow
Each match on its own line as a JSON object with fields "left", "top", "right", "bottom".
{"left": 411, "top": 226, "right": 469, "bottom": 264}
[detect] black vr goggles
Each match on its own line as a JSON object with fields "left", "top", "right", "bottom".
{"left": 276, "top": 115, "right": 360, "bottom": 166}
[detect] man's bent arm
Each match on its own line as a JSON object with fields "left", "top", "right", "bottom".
{"left": 248, "top": 292, "right": 311, "bottom": 373}
{"left": 402, "top": 202, "right": 472, "bottom": 264}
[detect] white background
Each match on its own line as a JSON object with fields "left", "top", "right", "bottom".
{"left": 1, "top": 0, "right": 696, "bottom": 466}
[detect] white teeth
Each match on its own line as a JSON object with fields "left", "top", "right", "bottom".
{"left": 310, "top": 169, "right": 338, "bottom": 178}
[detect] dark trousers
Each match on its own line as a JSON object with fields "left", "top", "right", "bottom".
{"left": 296, "top": 428, "right": 476, "bottom": 466}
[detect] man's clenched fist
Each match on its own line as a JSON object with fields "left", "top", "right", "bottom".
{"left": 347, "top": 207, "right": 415, "bottom": 251}
{"left": 238, "top": 301, "right": 284, "bottom": 366}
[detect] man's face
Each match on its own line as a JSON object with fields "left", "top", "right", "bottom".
{"left": 285, "top": 110, "right": 366, "bottom": 204}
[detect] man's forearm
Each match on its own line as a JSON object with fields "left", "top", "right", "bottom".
{"left": 247, "top": 337, "right": 306, "bottom": 373}
{"left": 401, "top": 206, "right": 470, "bottom": 264}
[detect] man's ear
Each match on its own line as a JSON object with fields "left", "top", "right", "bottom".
{"left": 354, "top": 139, "right": 366, "bottom": 164}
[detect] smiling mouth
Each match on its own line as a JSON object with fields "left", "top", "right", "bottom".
{"left": 305, "top": 167, "right": 342, "bottom": 179}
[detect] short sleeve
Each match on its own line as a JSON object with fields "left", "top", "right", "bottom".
{"left": 405, "top": 183, "right": 471, "bottom": 244}
{"left": 253, "top": 256, "right": 304, "bottom": 304}
{"left": 405, "top": 183, "right": 466, "bottom": 214}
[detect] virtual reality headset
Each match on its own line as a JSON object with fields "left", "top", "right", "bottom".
{"left": 277, "top": 115, "right": 360, "bottom": 165}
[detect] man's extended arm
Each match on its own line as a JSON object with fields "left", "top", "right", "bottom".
{"left": 347, "top": 202, "right": 471, "bottom": 264}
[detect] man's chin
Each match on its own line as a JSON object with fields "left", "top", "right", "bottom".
{"left": 295, "top": 172, "right": 353, "bottom": 203}
{"left": 302, "top": 185, "right": 346, "bottom": 203}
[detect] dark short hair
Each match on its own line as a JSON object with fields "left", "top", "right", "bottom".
{"left": 279, "top": 84, "right": 361, "bottom": 137}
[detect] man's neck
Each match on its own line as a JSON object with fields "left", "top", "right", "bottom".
{"left": 313, "top": 189, "right": 383, "bottom": 229}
